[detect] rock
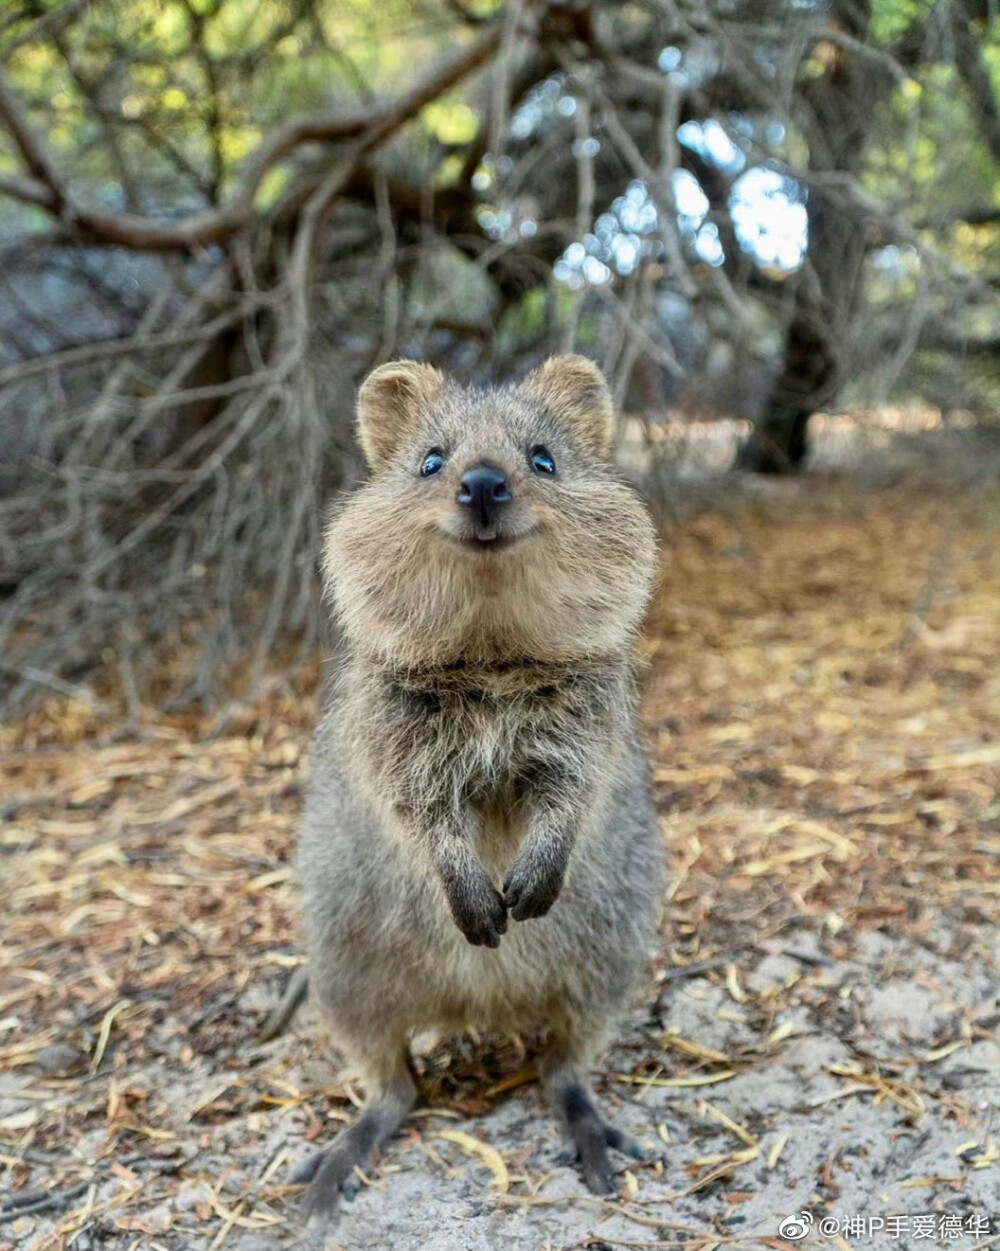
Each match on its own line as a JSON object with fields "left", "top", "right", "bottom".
{"left": 172, "top": 1182, "right": 211, "bottom": 1214}
{"left": 862, "top": 980, "right": 950, "bottom": 1044}
{"left": 939, "top": 1040, "right": 1000, "bottom": 1076}
{"left": 30, "top": 1043, "right": 87, "bottom": 1075}
{"left": 661, "top": 978, "right": 758, "bottom": 1051}
{"left": 746, "top": 953, "right": 801, "bottom": 995}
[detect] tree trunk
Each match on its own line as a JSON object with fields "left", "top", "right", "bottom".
{"left": 739, "top": 0, "right": 877, "bottom": 473}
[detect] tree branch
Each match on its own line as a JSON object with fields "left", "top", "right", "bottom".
{"left": 950, "top": 1, "right": 1000, "bottom": 166}
{"left": 917, "top": 323, "right": 1000, "bottom": 357}
{"left": 917, "top": 204, "right": 1000, "bottom": 228}
{"left": 0, "top": 169, "right": 57, "bottom": 211}
{"left": 0, "top": 24, "right": 503, "bottom": 252}
{"left": 0, "top": 72, "right": 67, "bottom": 213}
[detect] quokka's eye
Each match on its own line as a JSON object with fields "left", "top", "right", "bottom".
{"left": 529, "top": 445, "right": 556, "bottom": 475}
{"left": 420, "top": 449, "right": 446, "bottom": 477}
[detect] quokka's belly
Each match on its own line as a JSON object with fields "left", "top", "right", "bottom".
{"left": 413, "top": 925, "right": 596, "bottom": 1036}
{"left": 404, "top": 862, "right": 645, "bottom": 1034}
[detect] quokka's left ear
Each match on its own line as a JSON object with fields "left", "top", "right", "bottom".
{"left": 356, "top": 360, "right": 445, "bottom": 470}
{"left": 520, "top": 355, "right": 614, "bottom": 459}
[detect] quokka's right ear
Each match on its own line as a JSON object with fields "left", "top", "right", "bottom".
{"left": 356, "top": 360, "right": 444, "bottom": 469}
{"left": 520, "top": 355, "right": 614, "bottom": 459}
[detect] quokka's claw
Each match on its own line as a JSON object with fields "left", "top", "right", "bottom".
{"left": 503, "top": 859, "right": 563, "bottom": 921}
{"left": 301, "top": 1145, "right": 365, "bottom": 1223}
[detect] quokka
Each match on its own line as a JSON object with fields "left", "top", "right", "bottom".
{"left": 295, "top": 355, "right": 662, "bottom": 1221}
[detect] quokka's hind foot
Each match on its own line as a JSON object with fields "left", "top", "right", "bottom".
{"left": 556, "top": 1081, "right": 645, "bottom": 1194}
{"left": 543, "top": 1045, "right": 644, "bottom": 1196}
{"left": 293, "top": 1054, "right": 415, "bottom": 1226}
{"left": 555, "top": 1114, "right": 647, "bottom": 1191}
{"left": 602, "top": 1121, "right": 645, "bottom": 1162}
{"left": 294, "top": 1133, "right": 370, "bottom": 1219}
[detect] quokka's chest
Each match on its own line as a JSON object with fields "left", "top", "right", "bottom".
{"left": 379, "top": 685, "right": 578, "bottom": 869}
{"left": 342, "top": 662, "right": 629, "bottom": 809}
{"left": 389, "top": 684, "right": 569, "bottom": 772}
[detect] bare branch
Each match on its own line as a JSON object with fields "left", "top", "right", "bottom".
{"left": 0, "top": 0, "right": 91, "bottom": 54}
{"left": 950, "top": 1, "right": 1000, "bottom": 166}
{"left": 916, "top": 323, "right": 1000, "bottom": 357}
{"left": 0, "top": 72, "right": 67, "bottom": 213}
{"left": 0, "top": 169, "right": 56, "bottom": 211}
{"left": 918, "top": 204, "right": 1000, "bottom": 228}
{"left": 0, "top": 24, "right": 503, "bottom": 252}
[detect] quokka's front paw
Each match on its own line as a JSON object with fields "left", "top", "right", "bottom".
{"left": 503, "top": 849, "right": 566, "bottom": 921}
{"left": 445, "top": 873, "right": 508, "bottom": 948}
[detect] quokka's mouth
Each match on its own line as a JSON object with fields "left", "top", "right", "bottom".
{"left": 441, "top": 528, "right": 533, "bottom": 552}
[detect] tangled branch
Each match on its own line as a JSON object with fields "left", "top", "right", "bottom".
{"left": 0, "top": 0, "right": 996, "bottom": 712}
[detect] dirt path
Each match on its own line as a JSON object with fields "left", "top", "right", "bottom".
{"left": 2, "top": 477, "right": 998, "bottom": 1251}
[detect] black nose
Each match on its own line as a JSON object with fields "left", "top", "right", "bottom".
{"left": 457, "top": 463, "right": 511, "bottom": 527}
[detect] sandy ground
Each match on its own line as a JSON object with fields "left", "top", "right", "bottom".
{"left": 2, "top": 466, "right": 998, "bottom": 1251}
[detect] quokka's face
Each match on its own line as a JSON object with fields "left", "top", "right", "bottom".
{"left": 324, "top": 356, "right": 658, "bottom": 666}
{"left": 376, "top": 379, "right": 601, "bottom": 551}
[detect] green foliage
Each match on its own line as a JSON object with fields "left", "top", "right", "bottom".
{"left": 0, "top": 0, "right": 996, "bottom": 419}
{"left": 0, "top": 0, "right": 476, "bottom": 210}
{"left": 870, "top": 0, "right": 930, "bottom": 46}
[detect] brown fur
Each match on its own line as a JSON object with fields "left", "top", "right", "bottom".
{"left": 356, "top": 359, "right": 445, "bottom": 469}
{"left": 296, "top": 356, "right": 663, "bottom": 1223}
